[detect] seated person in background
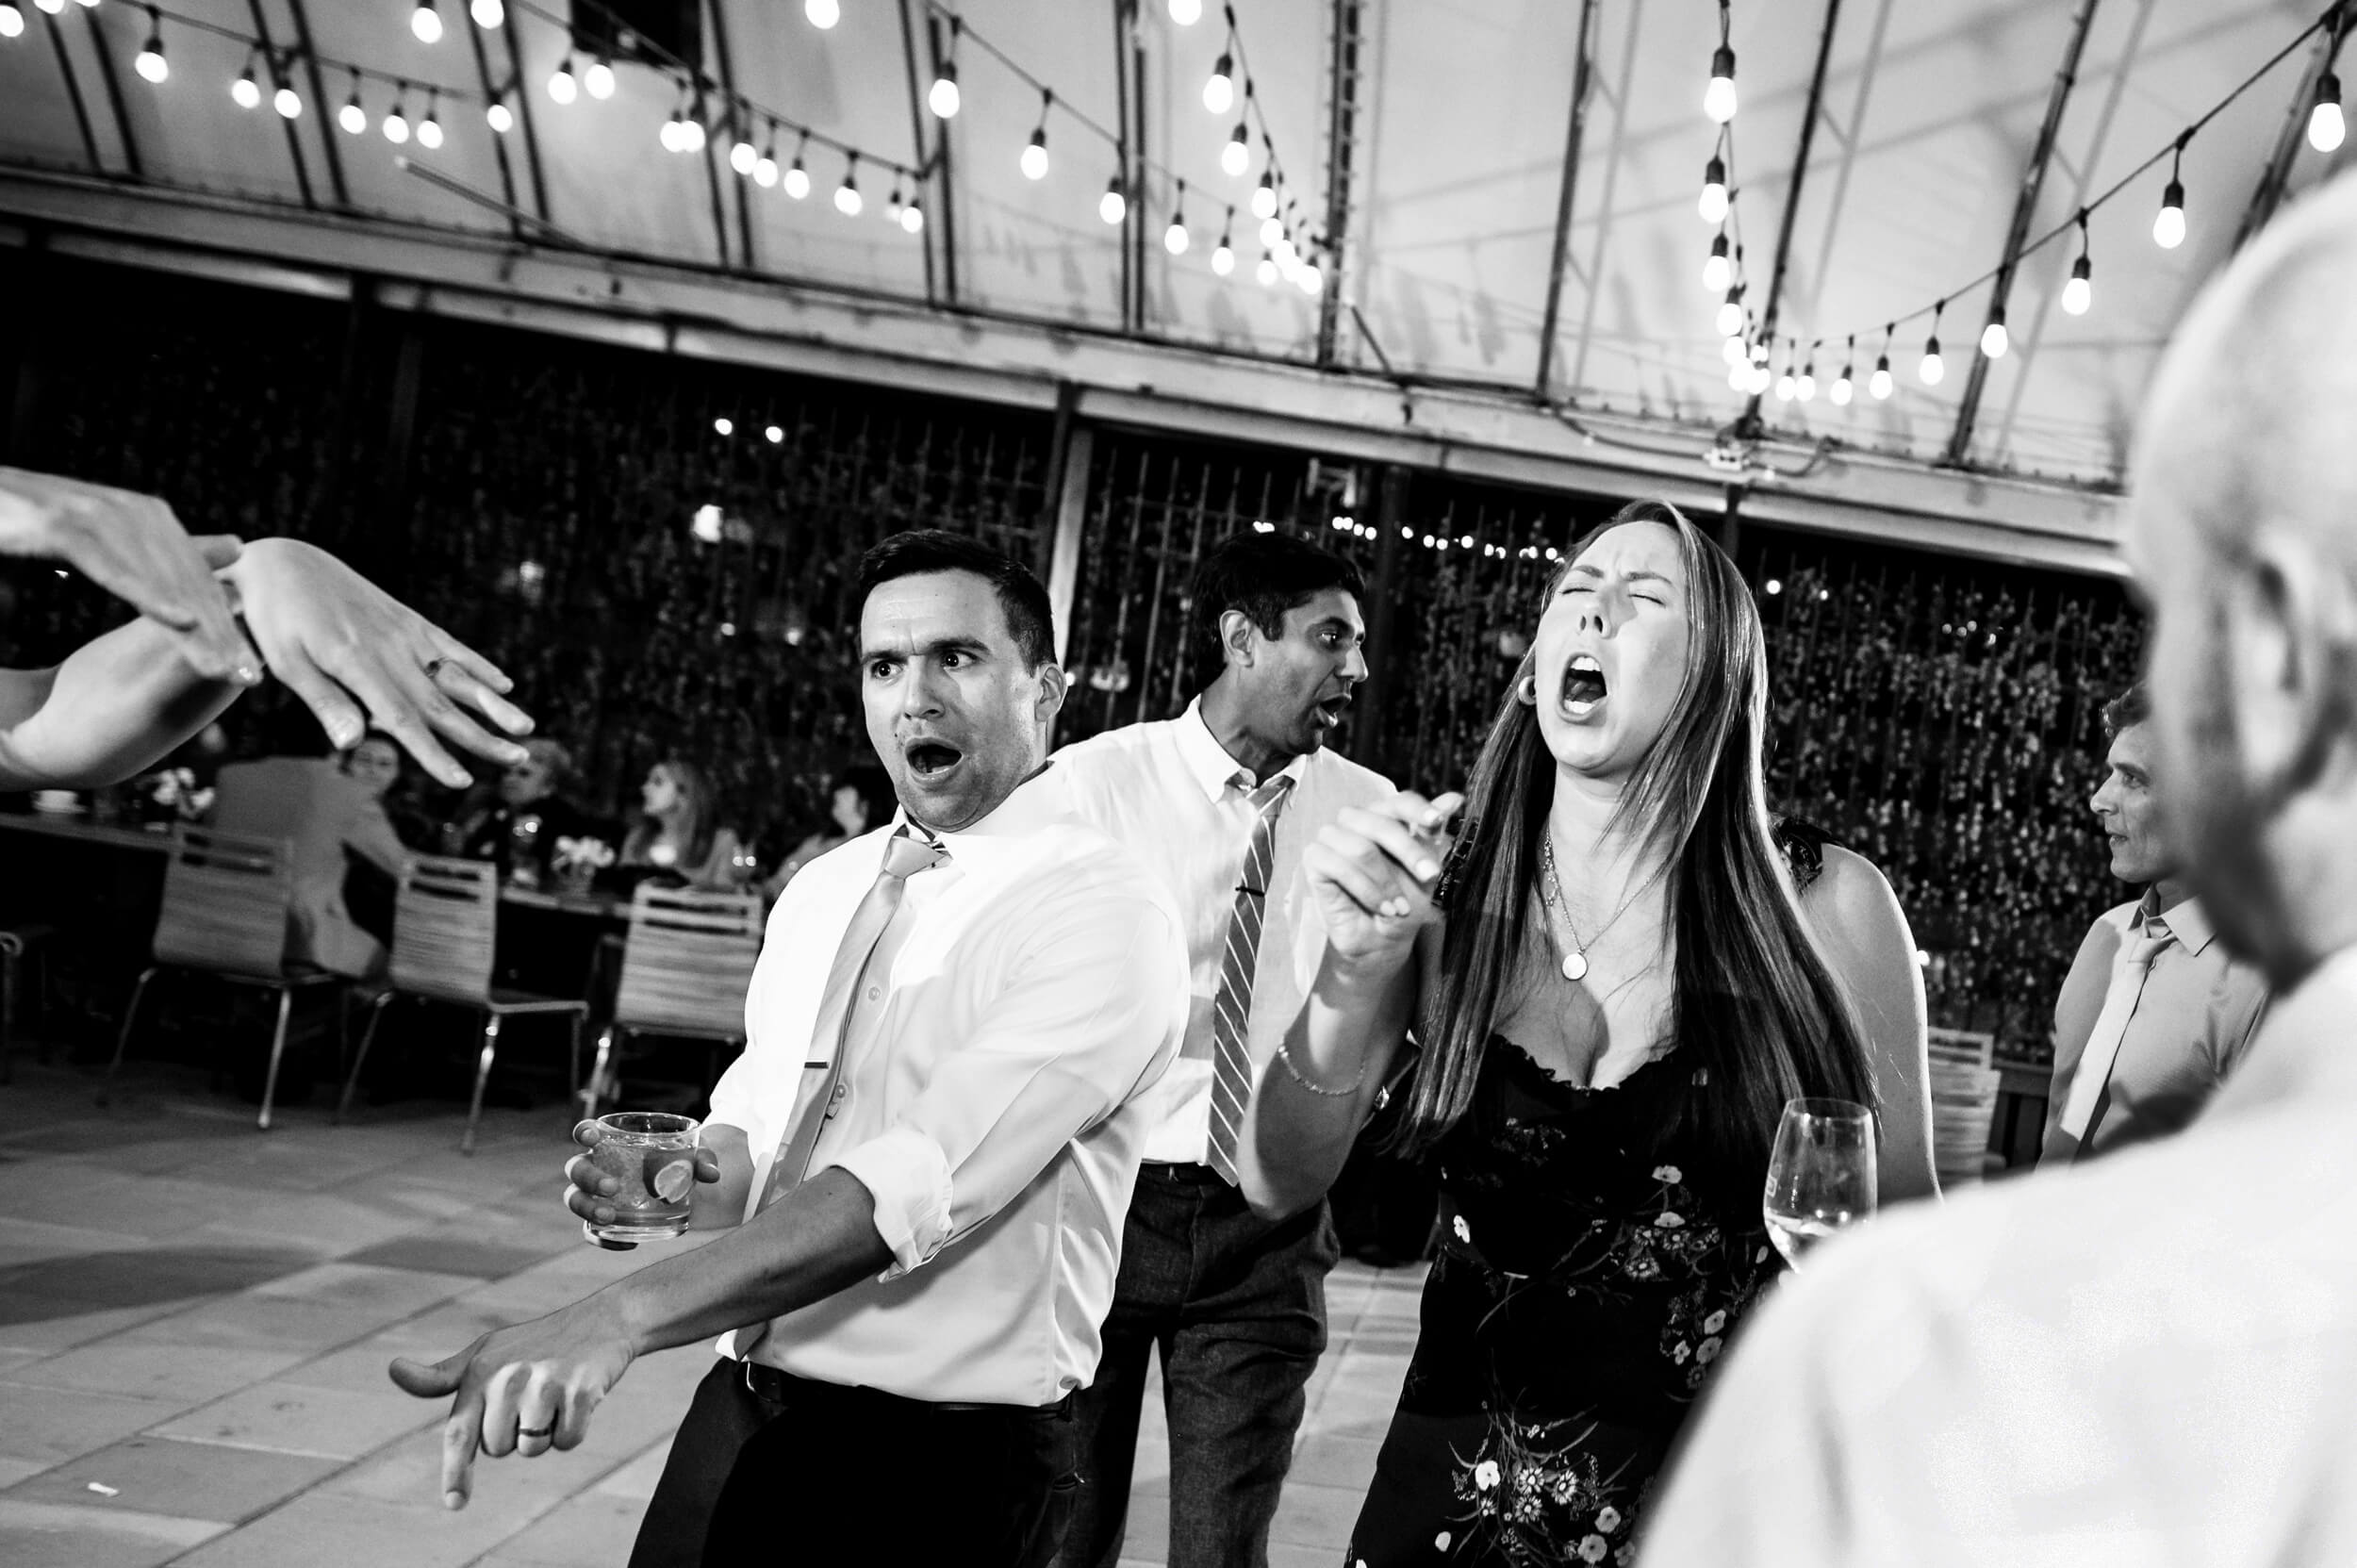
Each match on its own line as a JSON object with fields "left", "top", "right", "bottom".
{"left": 2043, "top": 681, "right": 2270, "bottom": 1164}
{"left": 212, "top": 737, "right": 412, "bottom": 980}
{"left": 453, "top": 737, "right": 598, "bottom": 883}
{"left": 343, "top": 728, "right": 439, "bottom": 850}
{"left": 762, "top": 765, "right": 893, "bottom": 897}
{"left": 618, "top": 758, "right": 748, "bottom": 889}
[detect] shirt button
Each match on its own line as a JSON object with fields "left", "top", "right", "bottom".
{"left": 865, "top": 984, "right": 882, "bottom": 1002}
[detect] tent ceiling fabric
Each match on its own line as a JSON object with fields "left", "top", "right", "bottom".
{"left": 0, "top": 0, "right": 2344, "bottom": 487}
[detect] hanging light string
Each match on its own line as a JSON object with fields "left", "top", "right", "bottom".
{"left": 1801, "top": 2, "right": 2341, "bottom": 360}
{"left": 55, "top": 0, "right": 484, "bottom": 110}
{"left": 1215, "top": 2, "right": 1333, "bottom": 258}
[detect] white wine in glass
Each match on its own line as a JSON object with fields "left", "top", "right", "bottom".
{"left": 1763, "top": 1097, "right": 1877, "bottom": 1268}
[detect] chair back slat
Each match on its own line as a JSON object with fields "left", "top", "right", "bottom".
{"left": 388, "top": 855, "right": 501, "bottom": 1004}
{"left": 1926, "top": 1028, "right": 2003, "bottom": 1188}
{"left": 154, "top": 826, "right": 296, "bottom": 976}
{"left": 616, "top": 885, "right": 764, "bottom": 1039}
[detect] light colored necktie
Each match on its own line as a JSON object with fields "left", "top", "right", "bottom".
{"left": 2058, "top": 914, "right": 2174, "bottom": 1150}
{"left": 735, "top": 830, "right": 943, "bottom": 1354}
{"left": 1205, "top": 775, "right": 1295, "bottom": 1184}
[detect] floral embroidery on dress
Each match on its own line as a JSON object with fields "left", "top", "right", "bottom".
{"left": 1447, "top": 1412, "right": 1635, "bottom": 1568}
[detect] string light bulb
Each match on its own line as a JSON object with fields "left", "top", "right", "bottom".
{"left": 1212, "top": 211, "right": 1236, "bottom": 275}
{"left": 486, "top": 96, "right": 512, "bottom": 134}
{"left": 2154, "top": 136, "right": 2187, "bottom": 249}
{"left": 33, "top": 0, "right": 58, "bottom": 13}
{"left": 1871, "top": 325, "right": 1894, "bottom": 400}
{"left": 659, "top": 100, "right": 685, "bottom": 153}
{"left": 1022, "top": 91, "right": 1050, "bottom": 179}
{"left": 731, "top": 128, "right": 759, "bottom": 175}
{"left": 679, "top": 103, "right": 705, "bottom": 153}
{"left": 1222, "top": 121, "right": 1250, "bottom": 177}
{"left": 2062, "top": 213, "right": 2093, "bottom": 315}
{"left": 784, "top": 135, "right": 811, "bottom": 199}
{"left": 1204, "top": 51, "right": 1234, "bottom": 114}
{"left": 1698, "top": 153, "right": 1728, "bottom": 224}
{"left": 273, "top": 71, "right": 302, "bottom": 119}
{"left": 585, "top": 54, "right": 615, "bottom": 99}
{"left": 410, "top": 1, "right": 441, "bottom": 44}
{"left": 382, "top": 89, "right": 410, "bottom": 143}
{"left": 338, "top": 74, "right": 365, "bottom": 133}
{"left": 1775, "top": 346, "right": 1796, "bottom": 401}
{"left": 1831, "top": 338, "right": 1854, "bottom": 405}
{"left": 1170, "top": 0, "right": 1201, "bottom": 22}
{"left": 1920, "top": 302, "right": 1946, "bottom": 386}
{"left": 134, "top": 8, "right": 166, "bottom": 82}
{"left": 1702, "top": 231, "right": 1731, "bottom": 292}
{"left": 901, "top": 193, "right": 924, "bottom": 234}
{"left": 1722, "top": 334, "right": 1747, "bottom": 367}
{"left": 886, "top": 183, "right": 904, "bottom": 226}
{"left": 1100, "top": 174, "right": 1127, "bottom": 225}
{"left": 805, "top": 0, "right": 839, "bottom": 27}
{"left": 231, "top": 53, "right": 261, "bottom": 109}
{"left": 1747, "top": 359, "right": 1772, "bottom": 395}
{"left": 548, "top": 56, "right": 577, "bottom": 105}
{"left": 1979, "top": 301, "right": 2007, "bottom": 359}
{"left": 1714, "top": 285, "right": 1743, "bottom": 339}
{"left": 1250, "top": 167, "right": 1277, "bottom": 220}
{"left": 835, "top": 155, "right": 862, "bottom": 216}
{"left": 1727, "top": 357, "right": 1751, "bottom": 392}
{"left": 928, "top": 53, "right": 960, "bottom": 120}
{"left": 1704, "top": 33, "right": 1738, "bottom": 124}
{"left": 417, "top": 93, "right": 444, "bottom": 148}
{"left": 1257, "top": 251, "right": 1277, "bottom": 286}
{"left": 0, "top": 7, "right": 21, "bottom": 37}
{"left": 1300, "top": 260, "right": 1324, "bottom": 296}
{"left": 470, "top": 0, "right": 503, "bottom": 27}
{"left": 1165, "top": 183, "right": 1190, "bottom": 254}
{"left": 753, "top": 130, "right": 778, "bottom": 187}
{"left": 1797, "top": 351, "right": 1818, "bottom": 402}
{"left": 2313, "top": 71, "right": 2347, "bottom": 153}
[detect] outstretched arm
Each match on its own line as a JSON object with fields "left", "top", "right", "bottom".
{"left": 0, "top": 619, "right": 247, "bottom": 789}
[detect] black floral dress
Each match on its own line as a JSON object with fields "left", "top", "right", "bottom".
{"left": 1345, "top": 825, "right": 1826, "bottom": 1567}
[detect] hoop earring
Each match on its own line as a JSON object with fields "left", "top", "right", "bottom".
{"left": 1516, "top": 672, "right": 1539, "bottom": 705}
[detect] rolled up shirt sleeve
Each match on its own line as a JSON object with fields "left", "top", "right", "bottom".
{"left": 816, "top": 886, "right": 1185, "bottom": 1279}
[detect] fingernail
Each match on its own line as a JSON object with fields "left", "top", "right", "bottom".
{"left": 1420, "top": 810, "right": 1443, "bottom": 829}
{"left": 443, "top": 1491, "right": 465, "bottom": 1511}
{"left": 1416, "top": 859, "right": 1441, "bottom": 881}
{"left": 233, "top": 664, "right": 262, "bottom": 687}
{"left": 328, "top": 718, "right": 361, "bottom": 749}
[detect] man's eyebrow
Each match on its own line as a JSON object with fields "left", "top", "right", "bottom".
{"left": 859, "top": 634, "right": 994, "bottom": 663}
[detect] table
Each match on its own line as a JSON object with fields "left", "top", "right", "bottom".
{"left": 0, "top": 810, "right": 176, "bottom": 854}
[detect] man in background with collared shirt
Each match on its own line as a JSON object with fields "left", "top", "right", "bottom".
{"left": 1051, "top": 531, "right": 1396, "bottom": 1568}
{"left": 1641, "top": 170, "right": 2357, "bottom": 1567}
{"left": 391, "top": 531, "right": 1189, "bottom": 1568}
{"left": 2043, "top": 681, "right": 2269, "bottom": 1164}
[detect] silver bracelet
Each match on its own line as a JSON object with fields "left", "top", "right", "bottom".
{"left": 1274, "top": 1036, "right": 1368, "bottom": 1098}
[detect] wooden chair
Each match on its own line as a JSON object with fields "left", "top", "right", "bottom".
{"left": 335, "top": 855, "right": 589, "bottom": 1155}
{"left": 103, "top": 826, "right": 344, "bottom": 1131}
{"left": 581, "top": 885, "right": 766, "bottom": 1116}
{"left": 1926, "top": 1027, "right": 2003, "bottom": 1186}
{"left": 0, "top": 922, "right": 53, "bottom": 1084}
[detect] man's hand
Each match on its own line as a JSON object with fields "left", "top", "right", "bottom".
{"left": 0, "top": 467, "right": 260, "bottom": 685}
{"left": 566, "top": 1119, "right": 722, "bottom": 1250}
{"left": 386, "top": 1296, "right": 635, "bottom": 1510}
{"left": 221, "top": 538, "right": 534, "bottom": 786}
{"left": 1305, "top": 790, "right": 1465, "bottom": 981}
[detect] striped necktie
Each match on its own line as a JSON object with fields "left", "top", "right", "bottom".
{"left": 1206, "top": 774, "right": 1295, "bottom": 1184}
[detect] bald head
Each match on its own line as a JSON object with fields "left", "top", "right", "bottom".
{"left": 2126, "top": 170, "right": 2357, "bottom": 984}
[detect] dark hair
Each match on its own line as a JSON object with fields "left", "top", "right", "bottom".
{"left": 829, "top": 765, "right": 897, "bottom": 834}
{"left": 1400, "top": 500, "right": 1876, "bottom": 1211}
{"left": 2102, "top": 682, "right": 2150, "bottom": 736}
{"left": 856, "top": 529, "right": 1056, "bottom": 668}
{"left": 1191, "top": 532, "right": 1368, "bottom": 659}
{"left": 623, "top": 757, "right": 718, "bottom": 871}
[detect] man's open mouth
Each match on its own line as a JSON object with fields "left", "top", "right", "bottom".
{"left": 1562, "top": 653, "right": 1608, "bottom": 710}
{"left": 904, "top": 739, "right": 964, "bottom": 778}
{"left": 1311, "top": 693, "right": 1352, "bottom": 729}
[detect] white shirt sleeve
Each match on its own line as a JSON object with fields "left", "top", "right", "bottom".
{"left": 818, "top": 885, "right": 1184, "bottom": 1278}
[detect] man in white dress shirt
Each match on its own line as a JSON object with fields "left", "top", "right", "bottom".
{"left": 1642, "top": 171, "right": 2357, "bottom": 1567}
{"left": 1051, "top": 531, "right": 1396, "bottom": 1568}
{"left": 391, "top": 532, "right": 1189, "bottom": 1568}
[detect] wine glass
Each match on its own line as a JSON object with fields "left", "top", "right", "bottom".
{"left": 1762, "top": 1097, "right": 1877, "bottom": 1268}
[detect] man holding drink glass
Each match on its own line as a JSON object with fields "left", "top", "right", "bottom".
{"left": 390, "top": 532, "right": 1189, "bottom": 1568}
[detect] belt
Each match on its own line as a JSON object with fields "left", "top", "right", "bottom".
{"left": 1141, "top": 1160, "right": 1229, "bottom": 1186}
{"left": 736, "top": 1357, "right": 1071, "bottom": 1418}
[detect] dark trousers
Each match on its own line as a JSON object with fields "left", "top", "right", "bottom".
{"left": 630, "top": 1357, "right": 1080, "bottom": 1568}
{"left": 1062, "top": 1161, "right": 1340, "bottom": 1568}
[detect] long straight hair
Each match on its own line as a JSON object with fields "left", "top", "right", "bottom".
{"left": 625, "top": 758, "right": 717, "bottom": 871}
{"left": 1393, "top": 502, "right": 1875, "bottom": 1202}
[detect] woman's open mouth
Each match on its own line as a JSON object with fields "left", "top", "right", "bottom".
{"left": 1561, "top": 653, "right": 1608, "bottom": 718}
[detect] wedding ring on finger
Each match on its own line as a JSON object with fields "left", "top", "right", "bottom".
{"left": 422, "top": 656, "right": 449, "bottom": 682}
{"left": 517, "top": 1425, "right": 553, "bottom": 1440}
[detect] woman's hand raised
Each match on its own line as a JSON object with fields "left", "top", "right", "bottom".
{"left": 1304, "top": 790, "right": 1464, "bottom": 982}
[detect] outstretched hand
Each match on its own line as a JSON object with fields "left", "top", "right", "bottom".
{"left": 0, "top": 466, "right": 260, "bottom": 686}
{"left": 566, "top": 1118, "right": 722, "bottom": 1250}
{"left": 387, "top": 1298, "right": 635, "bottom": 1510}
{"left": 222, "top": 538, "right": 535, "bottom": 786}
{"left": 1305, "top": 790, "right": 1465, "bottom": 979}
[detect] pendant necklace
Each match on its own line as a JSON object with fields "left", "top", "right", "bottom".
{"left": 1539, "top": 835, "right": 1648, "bottom": 983}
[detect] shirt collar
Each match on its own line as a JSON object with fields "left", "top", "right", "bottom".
{"left": 893, "top": 762, "right": 1071, "bottom": 867}
{"left": 1177, "top": 697, "right": 1312, "bottom": 803}
{"left": 2141, "top": 887, "right": 2218, "bottom": 955}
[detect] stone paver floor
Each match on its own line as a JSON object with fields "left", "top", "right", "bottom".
{"left": 0, "top": 1057, "right": 1418, "bottom": 1567}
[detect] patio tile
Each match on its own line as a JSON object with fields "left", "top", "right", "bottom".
{"left": 8, "top": 1343, "right": 303, "bottom": 1406}
{"left": 479, "top": 1489, "right": 646, "bottom": 1565}
{"left": 170, "top": 1493, "right": 545, "bottom": 1568}
{"left": 6, "top": 1437, "right": 340, "bottom": 1524}
{"left": 151, "top": 1379, "right": 439, "bottom": 1461}
{"left": 0, "top": 1386, "right": 185, "bottom": 1467}
{"left": 251, "top": 1262, "right": 479, "bottom": 1314}
{"left": 0, "top": 1294, "right": 199, "bottom": 1355}
{"left": 590, "top": 1442, "right": 670, "bottom": 1501}
{"left": 339, "top": 1234, "right": 556, "bottom": 1280}
{"left": 1268, "top": 1479, "right": 1365, "bottom": 1549}
{"left": 116, "top": 1293, "right": 411, "bottom": 1356}
{"left": 0, "top": 1499, "right": 224, "bottom": 1568}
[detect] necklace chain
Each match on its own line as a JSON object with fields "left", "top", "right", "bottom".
{"left": 1539, "top": 835, "right": 1650, "bottom": 977}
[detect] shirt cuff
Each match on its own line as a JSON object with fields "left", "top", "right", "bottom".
{"left": 818, "top": 1125, "right": 954, "bottom": 1280}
